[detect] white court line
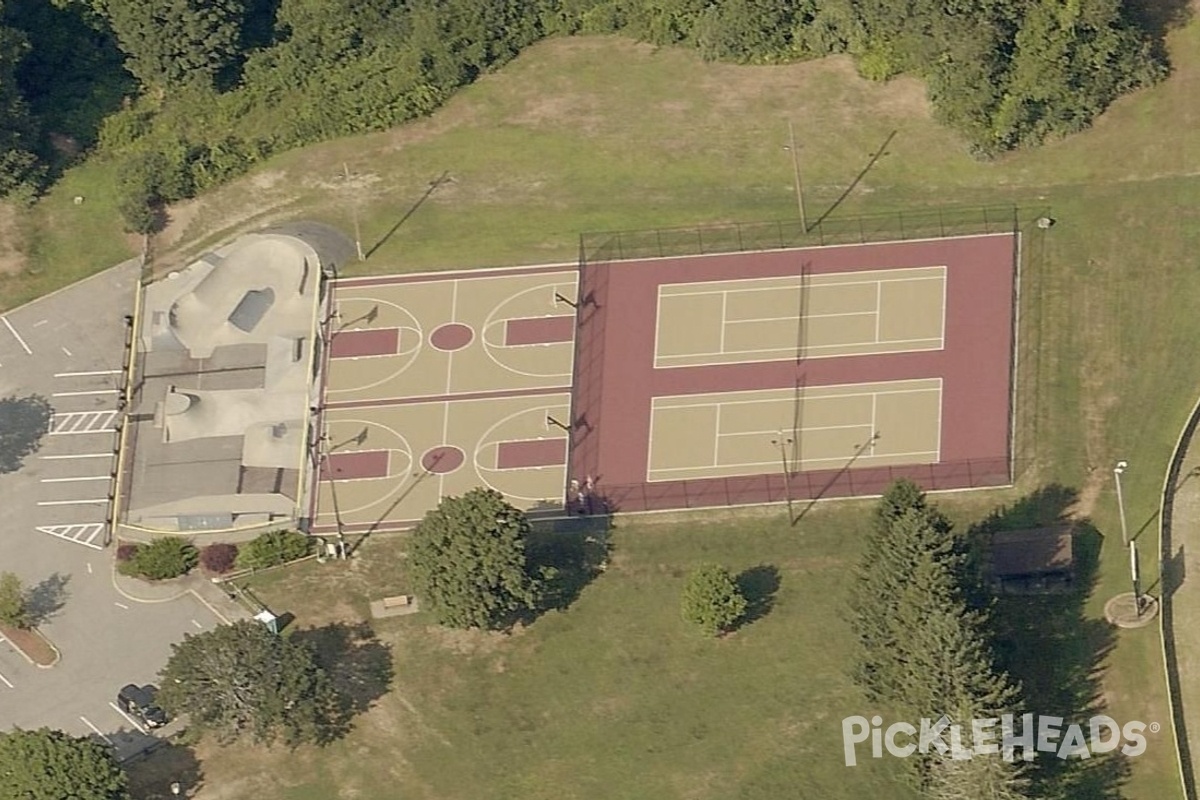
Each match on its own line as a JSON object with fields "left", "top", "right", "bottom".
{"left": 80, "top": 716, "right": 114, "bottom": 745}
{"left": 870, "top": 395, "right": 878, "bottom": 455}
{"left": 648, "top": 449, "right": 941, "bottom": 477}
{"left": 719, "top": 291, "right": 727, "bottom": 353}
{"left": 1, "top": 317, "right": 31, "bottom": 354}
{"left": 874, "top": 281, "right": 882, "bottom": 343}
{"left": 37, "top": 499, "right": 108, "bottom": 506}
{"left": 723, "top": 309, "right": 877, "bottom": 324}
{"left": 41, "top": 453, "right": 112, "bottom": 459}
{"left": 51, "top": 389, "right": 119, "bottom": 397}
{"left": 657, "top": 334, "right": 942, "bottom": 362}
{"left": 661, "top": 272, "right": 945, "bottom": 298}
{"left": 61, "top": 346, "right": 72, "bottom": 356}
{"left": 114, "top": 602, "right": 129, "bottom": 610}
{"left": 109, "top": 702, "right": 147, "bottom": 734}
{"left": 0, "top": 670, "right": 12, "bottom": 688}
{"left": 54, "top": 369, "right": 121, "bottom": 377}
{"left": 711, "top": 404, "right": 722, "bottom": 466}
{"left": 654, "top": 386, "right": 940, "bottom": 412}
{"left": 191, "top": 619, "right": 204, "bottom": 629}
{"left": 445, "top": 280, "right": 459, "bottom": 395}
{"left": 41, "top": 475, "right": 109, "bottom": 483}
{"left": 715, "top": 422, "right": 874, "bottom": 438}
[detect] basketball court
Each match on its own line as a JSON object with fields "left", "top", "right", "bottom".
{"left": 310, "top": 231, "right": 1017, "bottom": 531}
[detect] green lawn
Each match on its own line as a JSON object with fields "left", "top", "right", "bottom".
{"left": 25, "top": 13, "right": 1200, "bottom": 800}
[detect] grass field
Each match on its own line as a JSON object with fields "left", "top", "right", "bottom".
{"left": 11, "top": 9, "right": 1200, "bottom": 800}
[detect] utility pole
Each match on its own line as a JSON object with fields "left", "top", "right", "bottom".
{"left": 771, "top": 433, "right": 795, "bottom": 523}
{"left": 786, "top": 121, "right": 807, "bottom": 233}
{"left": 343, "top": 163, "right": 364, "bottom": 262}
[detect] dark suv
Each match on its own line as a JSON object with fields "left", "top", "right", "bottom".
{"left": 116, "top": 684, "right": 168, "bottom": 729}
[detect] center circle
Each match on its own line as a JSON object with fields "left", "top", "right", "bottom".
{"left": 421, "top": 445, "right": 465, "bottom": 474}
{"left": 430, "top": 323, "right": 474, "bottom": 352}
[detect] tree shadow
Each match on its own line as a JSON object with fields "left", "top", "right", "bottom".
{"left": 1124, "top": 0, "right": 1194, "bottom": 62}
{"left": 23, "top": 572, "right": 69, "bottom": 626}
{"left": 736, "top": 564, "right": 780, "bottom": 628}
{"left": 3, "top": 0, "right": 135, "bottom": 166}
{"left": 122, "top": 740, "right": 204, "bottom": 798}
{"left": 293, "top": 622, "right": 394, "bottom": 738}
{"left": 973, "top": 486, "right": 1129, "bottom": 799}
{"left": 525, "top": 529, "right": 612, "bottom": 616}
{"left": 0, "top": 394, "right": 54, "bottom": 474}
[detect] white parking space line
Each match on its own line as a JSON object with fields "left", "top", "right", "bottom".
{"left": 41, "top": 476, "right": 110, "bottom": 483}
{"left": 191, "top": 619, "right": 204, "bottom": 629}
{"left": 1, "top": 317, "right": 31, "bottom": 355}
{"left": 61, "top": 346, "right": 72, "bottom": 356}
{"left": 0, "top": 670, "right": 13, "bottom": 689}
{"left": 80, "top": 716, "right": 114, "bottom": 744}
{"left": 37, "top": 499, "right": 108, "bottom": 506}
{"left": 109, "top": 702, "right": 148, "bottom": 735}
{"left": 55, "top": 369, "right": 122, "bottom": 377}
{"left": 114, "top": 602, "right": 129, "bottom": 610}
{"left": 52, "top": 389, "right": 119, "bottom": 397}
{"left": 41, "top": 453, "right": 112, "bottom": 460}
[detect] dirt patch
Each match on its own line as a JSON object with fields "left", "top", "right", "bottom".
{"left": 0, "top": 623, "right": 58, "bottom": 666}
{"left": 0, "top": 203, "right": 27, "bottom": 275}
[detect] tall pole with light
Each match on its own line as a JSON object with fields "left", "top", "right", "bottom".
{"left": 771, "top": 433, "right": 795, "bottom": 523}
{"left": 1113, "top": 460, "right": 1129, "bottom": 546}
{"left": 785, "top": 121, "right": 807, "bottom": 234}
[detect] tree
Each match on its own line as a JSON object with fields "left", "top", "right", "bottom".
{"left": 0, "top": 394, "right": 53, "bottom": 474}
{"left": 408, "top": 487, "right": 539, "bottom": 630}
{"left": 158, "top": 620, "right": 340, "bottom": 745}
{"left": 0, "top": 10, "right": 44, "bottom": 201}
{"left": 104, "top": 0, "right": 246, "bottom": 89}
{"left": 681, "top": 563, "right": 747, "bottom": 636}
{"left": 0, "top": 571, "right": 28, "bottom": 628}
{"left": 0, "top": 728, "right": 128, "bottom": 799}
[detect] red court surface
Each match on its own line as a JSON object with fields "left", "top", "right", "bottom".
{"left": 568, "top": 232, "right": 1018, "bottom": 513}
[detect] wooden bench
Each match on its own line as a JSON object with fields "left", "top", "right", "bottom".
{"left": 381, "top": 595, "right": 413, "bottom": 610}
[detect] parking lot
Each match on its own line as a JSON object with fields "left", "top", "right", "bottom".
{"left": 0, "top": 258, "right": 232, "bottom": 760}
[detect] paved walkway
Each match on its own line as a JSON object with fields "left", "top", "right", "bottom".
{"left": 1164, "top": 417, "right": 1200, "bottom": 794}
{"left": 112, "top": 569, "right": 252, "bottom": 625}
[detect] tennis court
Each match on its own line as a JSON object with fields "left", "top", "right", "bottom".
{"left": 656, "top": 266, "right": 945, "bottom": 367}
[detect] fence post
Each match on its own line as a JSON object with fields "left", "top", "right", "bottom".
{"left": 858, "top": 217, "right": 866, "bottom": 244}
{"left": 736, "top": 223, "right": 744, "bottom": 252}
{"left": 939, "top": 208, "right": 946, "bottom": 238}
{"left": 776, "top": 220, "right": 784, "bottom": 249}
{"left": 697, "top": 228, "right": 705, "bottom": 255}
{"left": 818, "top": 221, "right": 825, "bottom": 247}
{"left": 899, "top": 211, "right": 906, "bottom": 240}
{"left": 983, "top": 206, "right": 992, "bottom": 233}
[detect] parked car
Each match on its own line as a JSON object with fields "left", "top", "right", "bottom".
{"left": 117, "top": 684, "right": 168, "bottom": 729}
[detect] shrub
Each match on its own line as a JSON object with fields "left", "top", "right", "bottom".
{"left": 130, "top": 538, "right": 198, "bottom": 580}
{"left": 235, "top": 530, "right": 311, "bottom": 571}
{"left": 200, "top": 543, "right": 239, "bottom": 574}
{"left": 116, "top": 543, "right": 141, "bottom": 576}
{"left": 681, "top": 563, "right": 747, "bottom": 637}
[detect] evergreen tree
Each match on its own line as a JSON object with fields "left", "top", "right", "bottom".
{"left": 680, "top": 563, "right": 747, "bottom": 636}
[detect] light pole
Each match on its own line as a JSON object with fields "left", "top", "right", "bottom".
{"left": 785, "top": 121, "right": 807, "bottom": 234}
{"left": 1114, "top": 460, "right": 1129, "bottom": 546}
{"left": 771, "top": 433, "right": 795, "bottom": 522}
{"left": 1130, "top": 539, "right": 1144, "bottom": 617}
{"left": 342, "top": 163, "right": 365, "bottom": 262}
